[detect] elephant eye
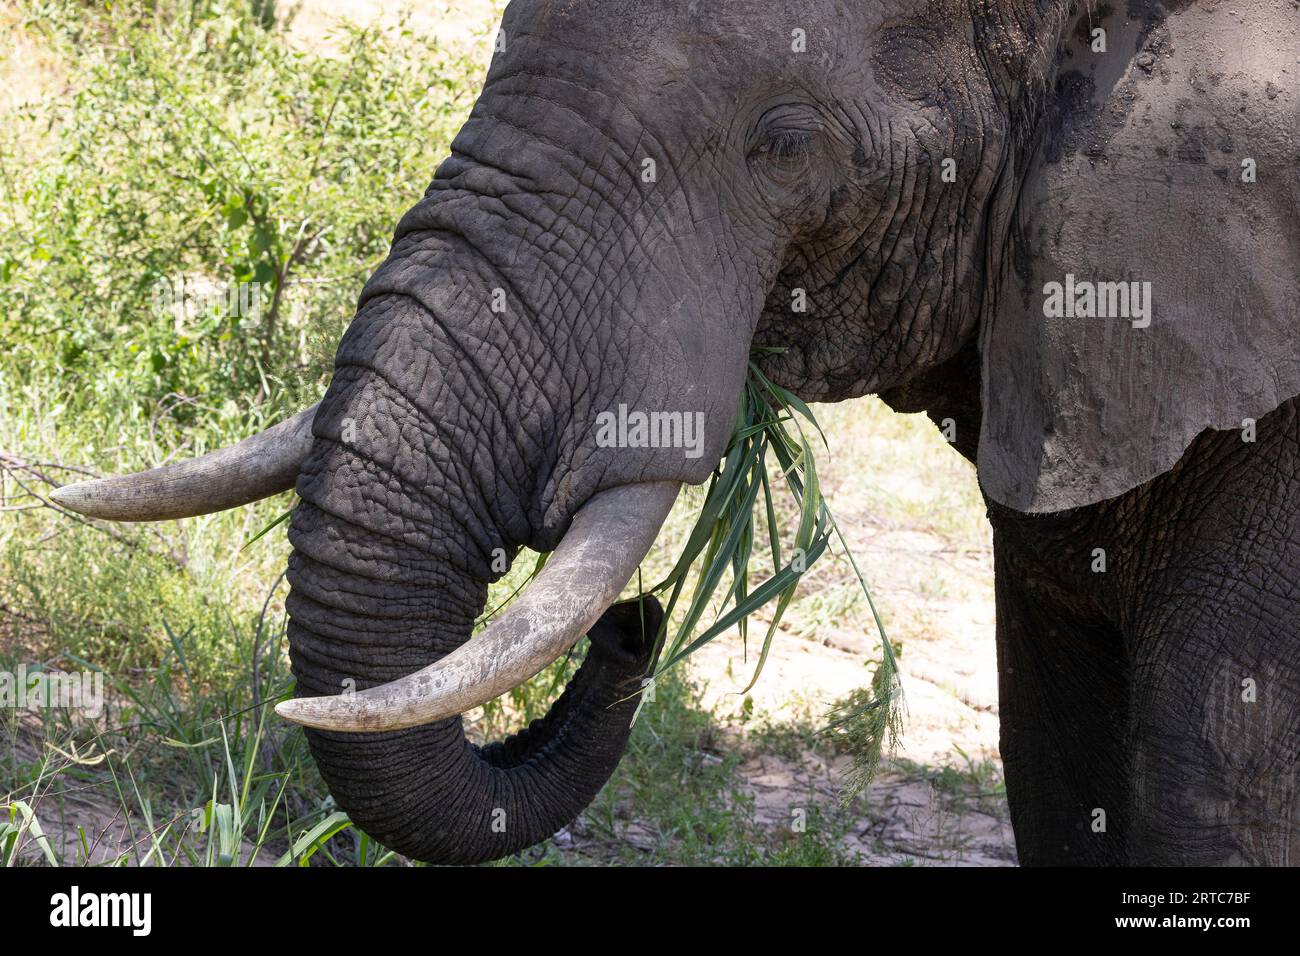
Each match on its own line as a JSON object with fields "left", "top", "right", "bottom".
{"left": 751, "top": 128, "right": 815, "bottom": 168}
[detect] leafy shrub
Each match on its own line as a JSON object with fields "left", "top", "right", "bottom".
{"left": 0, "top": 0, "right": 485, "bottom": 424}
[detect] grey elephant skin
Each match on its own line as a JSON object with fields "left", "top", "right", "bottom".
{"left": 63, "top": 0, "right": 1300, "bottom": 865}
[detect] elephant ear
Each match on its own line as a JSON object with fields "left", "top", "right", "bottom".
{"left": 976, "top": 4, "right": 1300, "bottom": 513}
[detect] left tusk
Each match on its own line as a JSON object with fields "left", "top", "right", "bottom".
{"left": 49, "top": 404, "right": 318, "bottom": 522}
{"left": 275, "top": 480, "right": 680, "bottom": 733}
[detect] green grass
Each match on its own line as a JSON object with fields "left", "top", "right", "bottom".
{"left": 898, "top": 746, "right": 1007, "bottom": 807}
{"left": 1, "top": 636, "right": 870, "bottom": 866}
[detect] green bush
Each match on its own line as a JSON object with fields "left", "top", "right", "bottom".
{"left": 1, "top": 0, "right": 484, "bottom": 421}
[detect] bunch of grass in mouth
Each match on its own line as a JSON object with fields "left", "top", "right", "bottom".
{"left": 639, "top": 358, "right": 904, "bottom": 801}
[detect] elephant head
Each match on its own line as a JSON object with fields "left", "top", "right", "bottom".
{"left": 53, "top": 0, "right": 1300, "bottom": 863}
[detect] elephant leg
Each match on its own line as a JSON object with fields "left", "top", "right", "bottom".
{"left": 1126, "top": 571, "right": 1300, "bottom": 865}
{"left": 993, "top": 538, "right": 1129, "bottom": 865}
{"left": 1120, "top": 415, "right": 1300, "bottom": 865}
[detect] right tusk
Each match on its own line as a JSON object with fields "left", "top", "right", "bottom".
{"left": 276, "top": 480, "right": 680, "bottom": 733}
{"left": 49, "top": 404, "right": 319, "bottom": 522}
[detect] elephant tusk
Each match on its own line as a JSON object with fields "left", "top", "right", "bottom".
{"left": 275, "top": 480, "right": 680, "bottom": 733}
{"left": 49, "top": 404, "right": 319, "bottom": 522}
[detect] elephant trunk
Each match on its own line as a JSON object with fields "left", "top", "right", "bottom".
{"left": 270, "top": 60, "right": 753, "bottom": 858}
{"left": 276, "top": 206, "right": 689, "bottom": 860}
{"left": 286, "top": 483, "right": 663, "bottom": 864}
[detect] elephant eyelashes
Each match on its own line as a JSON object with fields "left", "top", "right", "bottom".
{"left": 751, "top": 129, "right": 815, "bottom": 168}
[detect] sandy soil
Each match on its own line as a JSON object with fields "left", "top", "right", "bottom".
{"left": 689, "top": 498, "right": 1012, "bottom": 865}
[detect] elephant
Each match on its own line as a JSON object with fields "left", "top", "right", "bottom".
{"left": 52, "top": 0, "right": 1299, "bottom": 865}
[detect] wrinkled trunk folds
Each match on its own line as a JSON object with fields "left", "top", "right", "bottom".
{"left": 288, "top": 492, "right": 660, "bottom": 863}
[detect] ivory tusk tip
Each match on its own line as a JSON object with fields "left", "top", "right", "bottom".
{"left": 275, "top": 698, "right": 312, "bottom": 725}
{"left": 276, "top": 696, "right": 365, "bottom": 731}
{"left": 49, "top": 480, "right": 104, "bottom": 516}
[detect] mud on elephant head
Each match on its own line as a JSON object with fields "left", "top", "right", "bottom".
{"left": 53, "top": 0, "right": 1299, "bottom": 864}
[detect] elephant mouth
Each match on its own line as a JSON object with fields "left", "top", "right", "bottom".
{"left": 276, "top": 479, "right": 678, "bottom": 731}
{"left": 49, "top": 410, "right": 680, "bottom": 732}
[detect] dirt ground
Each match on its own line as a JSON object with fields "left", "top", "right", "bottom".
{"left": 689, "top": 461, "right": 1013, "bottom": 865}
